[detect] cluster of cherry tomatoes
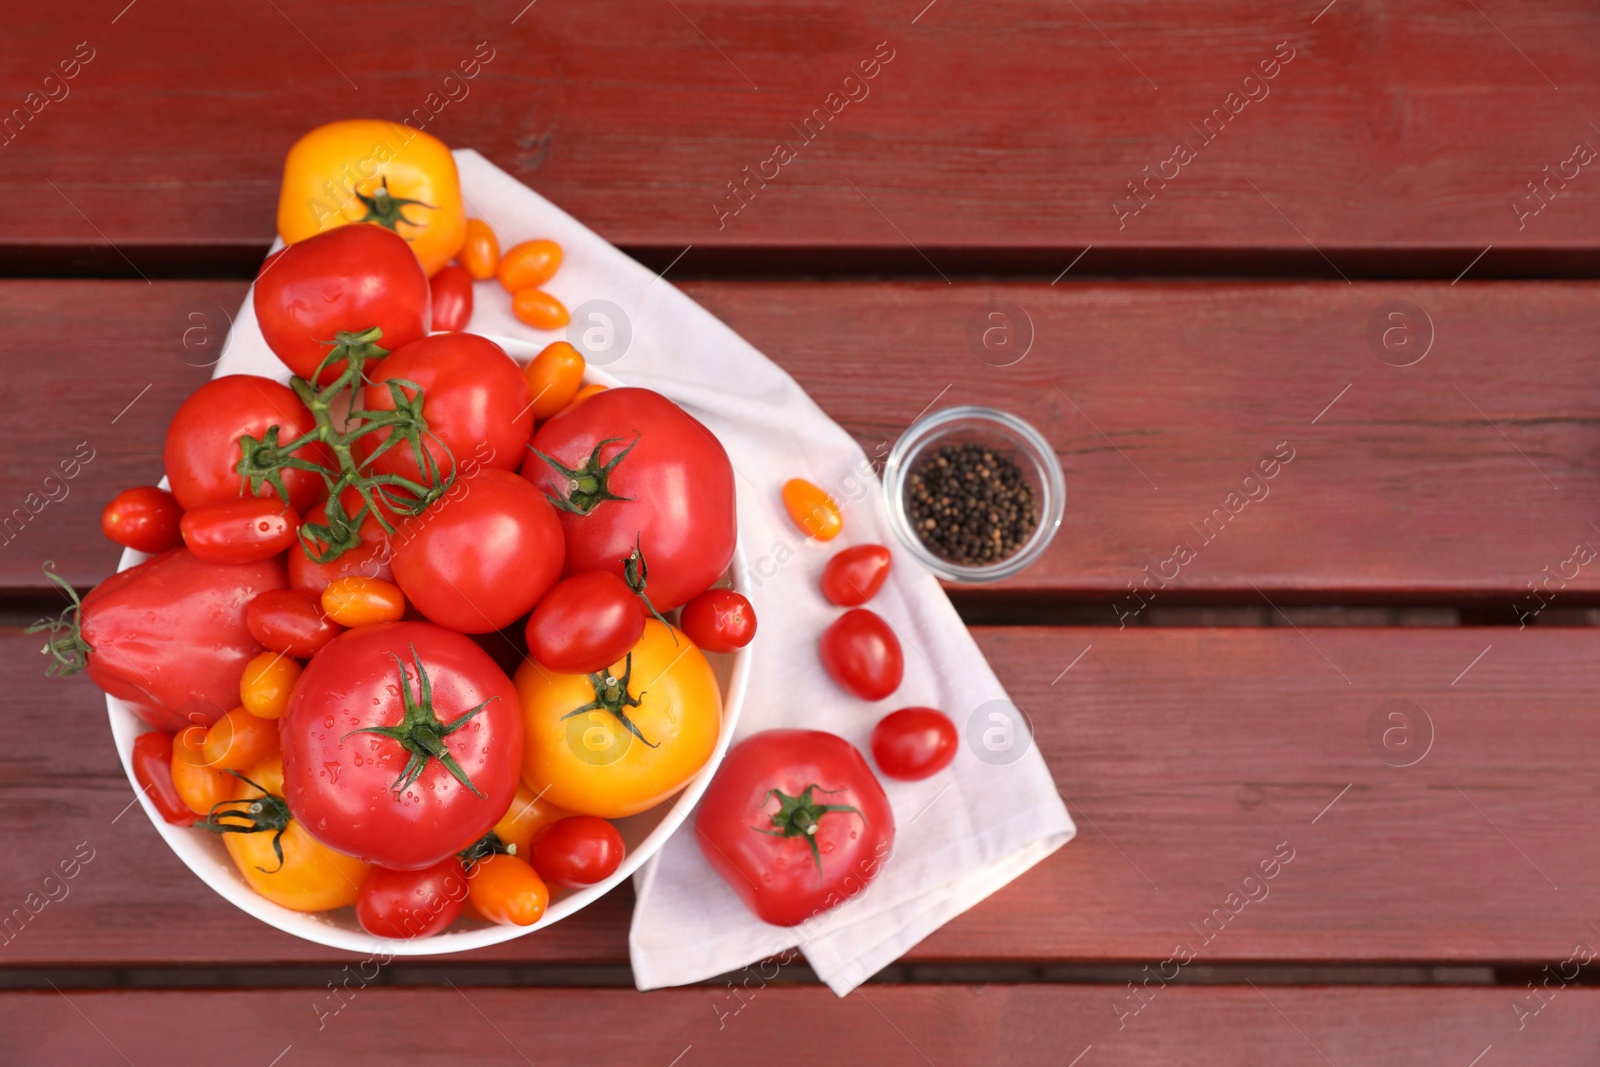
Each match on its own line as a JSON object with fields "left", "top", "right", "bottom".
{"left": 43, "top": 166, "right": 756, "bottom": 939}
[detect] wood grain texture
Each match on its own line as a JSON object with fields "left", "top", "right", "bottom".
{"left": 5, "top": 279, "right": 1600, "bottom": 610}
{"left": 5, "top": 985, "right": 1597, "bottom": 1066}
{"left": 4, "top": 626, "right": 1596, "bottom": 968}
{"left": 2, "top": 1, "right": 1598, "bottom": 270}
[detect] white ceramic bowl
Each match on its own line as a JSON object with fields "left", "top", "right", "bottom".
{"left": 106, "top": 359, "right": 750, "bottom": 954}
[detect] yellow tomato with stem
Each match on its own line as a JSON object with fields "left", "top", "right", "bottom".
{"left": 517, "top": 619, "right": 721, "bottom": 819}
{"left": 277, "top": 119, "right": 466, "bottom": 276}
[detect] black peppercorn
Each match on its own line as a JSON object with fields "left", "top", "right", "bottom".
{"left": 906, "top": 442, "right": 1038, "bottom": 566}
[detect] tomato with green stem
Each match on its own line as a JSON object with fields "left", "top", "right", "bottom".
{"left": 163, "top": 375, "right": 332, "bottom": 514}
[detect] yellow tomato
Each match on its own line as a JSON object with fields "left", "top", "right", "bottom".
{"left": 523, "top": 341, "right": 586, "bottom": 421}
{"left": 517, "top": 620, "right": 721, "bottom": 818}
{"left": 467, "top": 854, "right": 549, "bottom": 926}
{"left": 214, "top": 756, "right": 369, "bottom": 912}
{"left": 782, "top": 478, "right": 842, "bottom": 541}
{"left": 321, "top": 576, "right": 406, "bottom": 627}
{"left": 240, "top": 651, "right": 302, "bottom": 720}
{"left": 459, "top": 218, "right": 500, "bottom": 280}
{"left": 277, "top": 119, "right": 466, "bottom": 276}
{"left": 511, "top": 288, "right": 570, "bottom": 330}
{"left": 497, "top": 239, "right": 562, "bottom": 291}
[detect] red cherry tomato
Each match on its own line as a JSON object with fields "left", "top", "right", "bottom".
{"left": 526, "top": 815, "right": 625, "bottom": 888}
{"left": 429, "top": 263, "right": 474, "bottom": 333}
{"left": 524, "top": 571, "right": 646, "bottom": 674}
{"left": 253, "top": 224, "right": 431, "bottom": 385}
{"left": 391, "top": 470, "right": 565, "bottom": 634}
{"left": 102, "top": 486, "right": 183, "bottom": 554}
{"left": 870, "top": 707, "right": 958, "bottom": 780}
{"left": 163, "top": 375, "right": 332, "bottom": 513}
{"left": 287, "top": 500, "right": 394, "bottom": 594}
{"left": 245, "top": 588, "right": 342, "bottom": 658}
{"left": 356, "top": 858, "right": 468, "bottom": 939}
{"left": 357, "top": 333, "right": 532, "bottom": 488}
{"left": 130, "top": 730, "right": 197, "bottom": 827}
{"left": 678, "top": 588, "right": 756, "bottom": 653}
{"left": 818, "top": 609, "right": 903, "bottom": 701}
{"left": 821, "top": 544, "right": 892, "bottom": 607}
{"left": 180, "top": 497, "right": 300, "bottom": 564}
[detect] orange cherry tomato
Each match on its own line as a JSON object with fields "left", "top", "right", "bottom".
{"left": 320, "top": 576, "right": 406, "bottom": 627}
{"left": 782, "top": 478, "right": 842, "bottom": 541}
{"left": 459, "top": 218, "right": 500, "bottom": 281}
{"left": 497, "top": 239, "right": 562, "bottom": 291}
{"left": 240, "top": 651, "right": 303, "bottom": 720}
{"left": 512, "top": 288, "right": 569, "bottom": 331}
{"left": 523, "top": 341, "right": 586, "bottom": 421}
{"left": 553, "top": 383, "right": 608, "bottom": 418}
{"left": 467, "top": 854, "right": 549, "bottom": 926}
{"left": 201, "top": 706, "right": 281, "bottom": 770}
{"left": 491, "top": 782, "right": 575, "bottom": 858}
{"left": 171, "top": 727, "right": 235, "bottom": 814}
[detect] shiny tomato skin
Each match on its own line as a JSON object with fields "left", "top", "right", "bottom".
{"left": 429, "top": 263, "right": 474, "bottom": 333}
{"left": 281, "top": 622, "right": 523, "bottom": 870}
{"left": 818, "top": 609, "right": 903, "bottom": 701}
{"left": 392, "top": 469, "right": 564, "bottom": 634}
{"left": 102, "top": 486, "right": 182, "bottom": 554}
{"left": 526, "top": 815, "right": 625, "bottom": 888}
{"left": 358, "top": 333, "right": 531, "bottom": 486}
{"left": 696, "top": 729, "right": 894, "bottom": 927}
{"left": 355, "top": 858, "right": 468, "bottom": 939}
{"left": 678, "top": 588, "right": 756, "bottom": 653}
{"left": 870, "top": 707, "right": 958, "bottom": 781}
{"left": 253, "top": 224, "right": 431, "bottom": 384}
{"left": 82, "top": 549, "right": 285, "bottom": 731}
{"left": 163, "top": 375, "right": 332, "bottom": 513}
{"left": 179, "top": 497, "right": 300, "bottom": 564}
{"left": 131, "top": 731, "right": 197, "bottom": 827}
{"left": 821, "top": 544, "right": 892, "bottom": 607}
{"left": 523, "top": 388, "right": 736, "bottom": 611}
{"left": 524, "top": 571, "right": 645, "bottom": 674}
{"left": 287, "top": 500, "right": 394, "bottom": 594}
{"left": 245, "top": 588, "right": 342, "bottom": 657}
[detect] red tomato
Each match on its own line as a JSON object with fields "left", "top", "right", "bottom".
{"left": 163, "top": 375, "right": 332, "bottom": 514}
{"left": 131, "top": 730, "right": 197, "bottom": 827}
{"left": 821, "top": 544, "right": 892, "bottom": 607}
{"left": 287, "top": 500, "right": 394, "bottom": 594}
{"left": 696, "top": 729, "right": 894, "bottom": 927}
{"left": 280, "top": 622, "right": 523, "bottom": 869}
{"left": 356, "top": 858, "right": 468, "bottom": 939}
{"left": 179, "top": 498, "right": 300, "bottom": 564}
{"left": 526, "top": 815, "right": 625, "bottom": 888}
{"left": 871, "top": 707, "right": 958, "bottom": 780}
{"left": 253, "top": 224, "right": 431, "bottom": 384}
{"left": 67, "top": 549, "right": 285, "bottom": 731}
{"left": 818, "top": 609, "right": 903, "bottom": 701}
{"left": 524, "top": 571, "right": 645, "bottom": 674}
{"left": 245, "top": 588, "right": 342, "bottom": 657}
{"left": 391, "top": 470, "right": 564, "bottom": 634}
{"left": 678, "top": 588, "right": 756, "bottom": 653}
{"left": 429, "top": 264, "right": 474, "bottom": 332}
{"left": 102, "top": 486, "right": 182, "bottom": 554}
{"left": 357, "top": 333, "right": 532, "bottom": 488}
{"left": 523, "top": 388, "right": 736, "bottom": 611}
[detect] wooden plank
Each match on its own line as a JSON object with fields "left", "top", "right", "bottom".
{"left": 5, "top": 985, "right": 1597, "bottom": 1066}
{"left": 4, "top": 1, "right": 1599, "bottom": 270}
{"left": 6, "top": 279, "right": 1600, "bottom": 607}
{"left": 4, "top": 626, "right": 1596, "bottom": 967}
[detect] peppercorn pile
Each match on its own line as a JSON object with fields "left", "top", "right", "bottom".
{"left": 906, "top": 442, "right": 1038, "bottom": 566}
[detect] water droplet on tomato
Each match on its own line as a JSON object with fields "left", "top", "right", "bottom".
{"left": 322, "top": 761, "right": 341, "bottom": 784}
{"left": 323, "top": 716, "right": 336, "bottom": 730}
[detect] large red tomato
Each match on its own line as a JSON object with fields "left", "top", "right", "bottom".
{"left": 280, "top": 622, "right": 523, "bottom": 870}
{"left": 357, "top": 333, "right": 531, "bottom": 487}
{"left": 163, "top": 375, "right": 332, "bottom": 513}
{"left": 696, "top": 729, "right": 895, "bottom": 927}
{"left": 522, "top": 388, "right": 736, "bottom": 611}
{"left": 253, "top": 224, "right": 431, "bottom": 384}
{"left": 59, "top": 549, "right": 286, "bottom": 731}
{"left": 391, "top": 469, "right": 564, "bottom": 634}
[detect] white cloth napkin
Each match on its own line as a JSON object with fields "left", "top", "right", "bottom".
{"left": 214, "top": 150, "right": 1074, "bottom": 996}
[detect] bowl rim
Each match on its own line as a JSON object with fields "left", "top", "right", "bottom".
{"left": 881, "top": 404, "right": 1065, "bottom": 584}
{"left": 106, "top": 360, "right": 751, "bottom": 955}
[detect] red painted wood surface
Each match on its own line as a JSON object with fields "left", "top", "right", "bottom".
{"left": 5, "top": 626, "right": 1594, "bottom": 967}
{"left": 3, "top": 2, "right": 1599, "bottom": 271}
{"left": 6, "top": 280, "right": 1599, "bottom": 611}
{"left": 6, "top": 985, "right": 1596, "bottom": 1066}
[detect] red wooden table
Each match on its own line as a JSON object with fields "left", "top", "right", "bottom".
{"left": 5, "top": 2, "right": 1600, "bottom": 1063}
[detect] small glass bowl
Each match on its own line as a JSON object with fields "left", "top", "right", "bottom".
{"left": 883, "top": 406, "right": 1064, "bottom": 584}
